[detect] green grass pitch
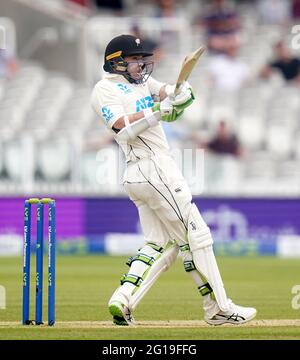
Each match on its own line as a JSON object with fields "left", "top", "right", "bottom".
{"left": 1, "top": 255, "right": 300, "bottom": 339}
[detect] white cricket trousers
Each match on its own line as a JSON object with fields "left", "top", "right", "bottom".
{"left": 123, "top": 154, "right": 194, "bottom": 248}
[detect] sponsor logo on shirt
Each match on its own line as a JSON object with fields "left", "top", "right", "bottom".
{"left": 117, "top": 83, "right": 132, "bottom": 94}
{"left": 136, "top": 96, "right": 154, "bottom": 112}
{"left": 101, "top": 107, "right": 114, "bottom": 122}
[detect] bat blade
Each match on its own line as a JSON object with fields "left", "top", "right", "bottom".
{"left": 174, "top": 46, "right": 206, "bottom": 95}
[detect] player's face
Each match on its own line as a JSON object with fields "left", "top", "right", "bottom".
{"left": 125, "top": 55, "right": 150, "bottom": 81}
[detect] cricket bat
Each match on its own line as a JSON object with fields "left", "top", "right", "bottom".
{"left": 174, "top": 46, "right": 206, "bottom": 96}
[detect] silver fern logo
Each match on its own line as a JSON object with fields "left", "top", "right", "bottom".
{"left": 117, "top": 83, "right": 132, "bottom": 94}
{"left": 101, "top": 107, "right": 114, "bottom": 122}
{"left": 135, "top": 38, "right": 140, "bottom": 46}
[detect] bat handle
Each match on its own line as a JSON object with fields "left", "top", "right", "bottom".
{"left": 174, "top": 85, "right": 181, "bottom": 96}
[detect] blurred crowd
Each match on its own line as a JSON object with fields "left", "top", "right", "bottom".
{"left": 65, "top": 0, "right": 300, "bottom": 22}
{"left": 59, "top": 0, "right": 300, "bottom": 158}
{"left": 1, "top": 0, "right": 300, "bottom": 194}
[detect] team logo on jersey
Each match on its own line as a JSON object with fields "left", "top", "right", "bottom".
{"left": 101, "top": 107, "right": 114, "bottom": 122}
{"left": 136, "top": 96, "right": 154, "bottom": 112}
{"left": 117, "top": 83, "right": 132, "bottom": 94}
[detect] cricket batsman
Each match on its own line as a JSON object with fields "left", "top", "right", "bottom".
{"left": 91, "top": 34, "right": 256, "bottom": 326}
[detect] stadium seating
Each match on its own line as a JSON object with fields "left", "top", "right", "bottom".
{"left": 0, "top": 1, "right": 300, "bottom": 196}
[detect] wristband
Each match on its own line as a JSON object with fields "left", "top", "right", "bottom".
{"left": 124, "top": 115, "right": 135, "bottom": 140}
{"left": 144, "top": 107, "right": 159, "bottom": 127}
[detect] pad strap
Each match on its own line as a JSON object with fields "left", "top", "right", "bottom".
{"left": 126, "top": 253, "right": 155, "bottom": 267}
{"left": 183, "top": 260, "right": 196, "bottom": 272}
{"left": 120, "top": 273, "right": 143, "bottom": 287}
{"left": 198, "top": 283, "right": 213, "bottom": 296}
{"left": 180, "top": 244, "right": 190, "bottom": 252}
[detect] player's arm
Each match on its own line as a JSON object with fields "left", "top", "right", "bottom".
{"left": 91, "top": 82, "right": 181, "bottom": 142}
{"left": 112, "top": 111, "right": 146, "bottom": 130}
{"left": 115, "top": 100, "right": 183, "bottom": 142}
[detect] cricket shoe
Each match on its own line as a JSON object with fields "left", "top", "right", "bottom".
{"left": 109, "top": 301, "right": 136, "bottom": 326}
{"left": 205, "top": 300, "right": 257, "bottom": 325}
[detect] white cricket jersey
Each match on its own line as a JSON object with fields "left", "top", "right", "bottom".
{"left": 91, "top": 73, "right": 170, "bottom": 162}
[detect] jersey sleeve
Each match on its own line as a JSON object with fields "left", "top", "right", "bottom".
{"left": 91, "top": 82, "right": 125, "bottom": 129}
{"left": 147, "top": 76, "right": 165, "bottom": 98}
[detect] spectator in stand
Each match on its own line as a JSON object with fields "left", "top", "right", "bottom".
{"left": 257, "top": 0, "right": 291, "bottom": 26}
{"left": 292, "top": 0, "right": 300, "bottom": 19}
{"left": 260, "top": 40, "right": 300, "bottom": 85}
{"left": 195, "top": 0, "right": 241, "bottom": 54}
{"left": 204, "top": 120, "right": 242, "bottom": 157}
{"left": 208, "top": 44, "right": 251, "bottom": 91}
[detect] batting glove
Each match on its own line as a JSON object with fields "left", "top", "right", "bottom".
{"left": 165, "top": 81, "right": 195, "bottom": 111}
{"left": 152, "top": 99, "right": 183, "bottom": 123}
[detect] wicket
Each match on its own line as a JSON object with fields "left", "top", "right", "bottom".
{"left": 22, "top": 198, "right": 56, "bottom": 326}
